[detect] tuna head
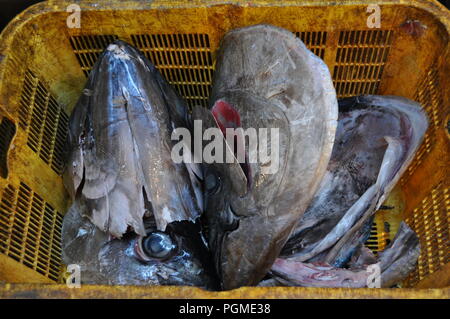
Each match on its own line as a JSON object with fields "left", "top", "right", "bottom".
{"left": 192, "top": 94, "right": 291, "bottom": 290}
{"left": 63, "top": 40, "right": 198, "bottom": 238}
{"left": 193, "top": 25, "right": 337, "bottom": 290}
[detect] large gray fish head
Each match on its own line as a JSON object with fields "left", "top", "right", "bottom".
{"left": 192, "top": 94, "right": 290, "bottom": 290}
{"left": 63, "top": 39, "right": 200, "bottom": 238}
{"left": 62, "top": 201, "right": 219, "bottom": 289}
{"left": 61, "top": 40, "right": 216, "bottom": 287}
{"left": 193, "top": 24, "right": 337, "bottom": 290}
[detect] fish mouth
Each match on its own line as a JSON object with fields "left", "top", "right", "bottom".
{"left": 211, "top": 204, "right": 240, "bottom": 289}
{"left": 216, "top": 220, "right": 257, "bottom": 290}
{"left": 213, "top": 208, "right": 280, "bottom": 290}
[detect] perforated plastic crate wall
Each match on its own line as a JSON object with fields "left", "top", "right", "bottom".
{"left": 0, "top": 0, "right": 448, "bottom": 297}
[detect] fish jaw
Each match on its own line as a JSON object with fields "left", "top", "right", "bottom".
{"left": 204, "top": 172, "right": 297, "bottom": 290}
{"left": 218, "top": 213, "right": 295, "bottom": 289}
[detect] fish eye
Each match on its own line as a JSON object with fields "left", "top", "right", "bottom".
{"left": 205, "top": 172, "right": 221, "bottom": 194}
{"left": 141, "top": 231, "right": 177, "bottom": 260}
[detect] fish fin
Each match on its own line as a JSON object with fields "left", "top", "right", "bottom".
{"left": 347, "top": 245, "right": 377, "bottom": 268}
{"left": 63, "top": 79, "right": 96, "bottom": 200}
{"left": 63, "top": 146, "right": 84, "bottom": 199}
{"left": 375, "top": 136, "right": 404, "bottom": 189}
{"left": 81, "top": 154, "right": 119, "bottom": 200}
{"left": 323, "top": 135, "right": 420, "bottom": 265}
{"left": 185, "top": 161, "right": 204, "bottom": 212}
{"left": 378, "top": 222, "right": 420, "bottom": 270}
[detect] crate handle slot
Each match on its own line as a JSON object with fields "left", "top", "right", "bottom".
{"left": 446, "top": 116, "right": 450, "bottom": 138}
{"left": 0, "top": 116, "right": 16, "bottom": 178}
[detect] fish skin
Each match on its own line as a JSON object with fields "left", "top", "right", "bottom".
{"left": 271, "top": 259, "right": 369, "bottom": 288}
{"left": 198, "top": 24, "right": 338, "bottom": 289}
{"left": 347, "top": 244, "right": 377, "bottom": 269}
{"left": 327, "top": 215, "right": 375, "bottom": 268}
{"left": 194, "top": 93, "right": 292, "bottom": 290}
{"left": 257, "top": 278, "right": 283, "bottom": 287}
{"left": 378, "top": 222, "right": 421, "bottom": 288}
{"left": 282, "top": 95, "right": 428, "bottom": 263}
{"left": 271, "top": 222, "right": 420, "bottom": 288}
{"left": 62, "top": 201, "right": 219, "bottom": 289}
{"left": 63, "top": 40, "right": 201, "bottom": 238}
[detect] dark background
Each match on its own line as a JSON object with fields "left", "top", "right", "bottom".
{"left": 0, "top": 0, "right": 449, "bottom": 32}
{"left": 0, "top": 0, "right": 42, "bottom": 31}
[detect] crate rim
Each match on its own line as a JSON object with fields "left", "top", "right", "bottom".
{"left": 0, "top": 0, "right": 448, "bottom": 298}
{"left": 0, "top": 0, "right": 449, "bottom": 97}
{"left": 0, "top": 283, "right": 449, "bottom": 299}
{"left": 0, "top": 0, "right": 449, "bottom": 49}
{"left": 0, "top": 0, "right": 448, "bottom": 120}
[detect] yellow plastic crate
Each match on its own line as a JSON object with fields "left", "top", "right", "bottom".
{"left": 0, "top": 0, "right": 448, "bottom": 298}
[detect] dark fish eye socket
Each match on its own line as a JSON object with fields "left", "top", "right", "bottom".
{"left": 223, "top": 205, "right": 239, "bottom": 231}
{"left": 142, "top": 231, "right": 177, "bottom": 259}
{"left": 205, "top": 172, "right": 221, "bottom": 194}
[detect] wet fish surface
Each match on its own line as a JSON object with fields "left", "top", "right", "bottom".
{"left": 195, "top": 24, "right": 338, "bottom": 289}
{"left": 269, "top": 95, "right": 428, "bottom": 287}
{"left": 282, "top": 95, "right": 428, "bottom": 266}
{"left": 63, "top": 40, "right": 201, "bottom": 238}
{"left": 271, "top": 222, "right": 421, "bottom": 288}
{"left": 62, "top": 40, "right": 217, "bottom": 289}
{"left": 60, "top": 30, "right": 427, "bottom": 290}
{"left": 62, "top": 201, "right": 218, "bottom": 288}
